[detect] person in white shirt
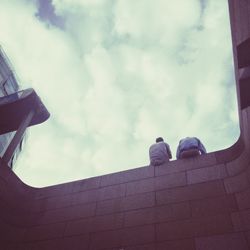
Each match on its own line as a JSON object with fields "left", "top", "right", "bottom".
{"left": 149, "top": 137, "right": 172, "bottom": 166}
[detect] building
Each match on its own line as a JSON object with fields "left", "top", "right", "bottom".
{"left": 0, "top": 0, "right": 250, "bottom": 249}
{"left": 0, "top": 47, "right": 24, "bottom": 169}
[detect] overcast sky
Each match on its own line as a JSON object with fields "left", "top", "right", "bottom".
{"left": 0, "top": 0, "right": 239, "bottom": 187}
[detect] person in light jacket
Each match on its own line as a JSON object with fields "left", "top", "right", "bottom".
{"left": 176, "top": 137, "right": 206, "bottom": 159}
{"left": 149, "top": 137, "right": 172, "bottom": 166}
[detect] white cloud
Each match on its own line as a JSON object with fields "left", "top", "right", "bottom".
{"left": 0, "top": 0, "right": 240, "bottom": 187}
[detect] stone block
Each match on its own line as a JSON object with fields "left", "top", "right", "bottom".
{"left": 156, "top": 180, "right": 226, "bottom": 205}
{"left": 124, "top": 207, "right": 155, "bottom": 227}
{"left": 40, "top": 203, "right": 96, "bottom": 224}
{"left": 73, "top": 177, "right": 101, "bottom": 192}
{"left": 191, "top": 194, "right": 238, "bottom": 217}
{"left": 96, "top": 192, "right": 155, "bottom": 215}
{"left": 89, "top": 230, "right": 122, "bottom": 249}
{"left": 100, "top": 167, "right": 154, "bottom": 187}
{"left": 226, "top": 150, "right": 250, "bottom": 176}
{"left": 237, "top": 209, "right": 250, "bottom": 230}
{"left": 126, "top": 178, "right": 155, "bottom": 196}
{"left": 96, "top": 198, "right": 122, "bottom": 215}
{"left": 65, "top": 213, "right": 123, "bottom": 236}
{"left": 25, "top": 222, "right": 66, "bottom": 241}
{"left": 122, "top": 192, "right": 155, "bottom": 211}
{"left": 155, "top": 154, "right": 217, "bottom": 177}
{"left": 231, "top": 212, "right": 244, "bottom": 231}
{"left": 187, "top": 164, "right": 227, "bottom": 184}
{"left": 155, "top": 172, "right": 187, "bottom": 190}
{"left": 244, "top": 231, "right": 250, "bottom": 249}
{"left": 89, "top": 225, "right": 155, "bottom": 249}
{"left": 123, "top": 202, "right": 190, "bottom": 228}
{"left": 98, "top": 183, "right": 126, "bottom": 200}
{"left": 46, "top": 194, "right": 73, "bottom": 210}
{"left": 156, "top": 214, "right": 233, "bottom": 241}
{"left": 22, "top": 235, "right": 90, "bottom": 250}
{"left": 224, "top": 171, "right": 249, "bottom": 193}
{"left": 72, "top": 189, "right": 98, "bottom": 205}
{"left": 195, "top": 232, "right": 248, "bottom": 250}
{"left": 115, "top": 244, "right": 155, "bottom": 250}
{"left": 156, "top": 239, "right": 195, "bottom": 250}
{"left": 236, "top": 187, "right": 250, "bottom": 209}
{"left": 215, "top": 138, "right": 244, "bottom": 164}
{"left": 156, "top": 202, "right": 191, "bottom": 223}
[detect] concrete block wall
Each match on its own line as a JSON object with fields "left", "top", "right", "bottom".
{"left": 1, "top": 0, "right": 250, "bottom": 249}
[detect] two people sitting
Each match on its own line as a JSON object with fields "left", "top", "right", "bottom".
{"left": 149, "top": 137, "right": 206, "bottom": 166}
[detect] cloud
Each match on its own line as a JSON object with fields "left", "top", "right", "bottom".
{"left": 0, "top": 0, "right": 239, "bottom": 187}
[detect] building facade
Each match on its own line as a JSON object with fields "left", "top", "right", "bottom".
{"left": 0, "top": 47, "right": 24, "bottom": 169}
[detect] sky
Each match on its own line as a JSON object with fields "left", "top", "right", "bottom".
{"left": 0, "top": 0, "right": 239, "bottom": 187}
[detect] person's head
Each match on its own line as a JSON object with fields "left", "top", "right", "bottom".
{"left": 156, "top": 137, "right": 164, "bottom": 143}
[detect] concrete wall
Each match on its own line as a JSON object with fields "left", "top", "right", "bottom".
{"left": 1, "top": 0, "right": 250, "bottom": 249}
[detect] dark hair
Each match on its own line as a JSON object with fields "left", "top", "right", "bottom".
{"left": 156, "top": 137, "right": 164, "bottom": 143}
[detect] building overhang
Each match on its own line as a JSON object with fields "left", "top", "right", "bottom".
{"left": 0, "top": 88, "right": 50, "bottom": 135}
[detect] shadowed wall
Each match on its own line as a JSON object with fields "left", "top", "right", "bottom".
{"left": 1, "top": 0, "right": 250, "bottom": 249}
